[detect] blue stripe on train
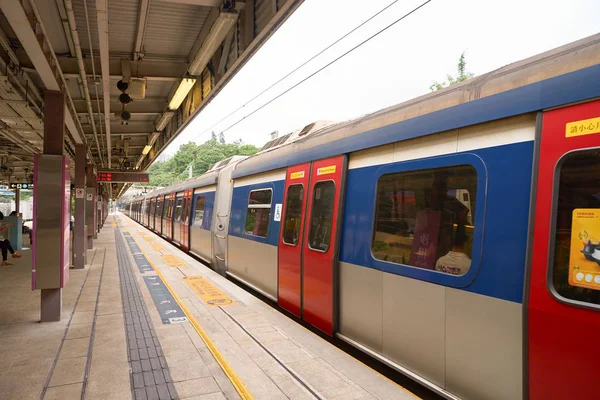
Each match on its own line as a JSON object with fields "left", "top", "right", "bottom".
{"left": 229, "top": 181, "right": 285, "bottom": 246}
{"left": 340, "top": 141, "right": 534, "bottom": 304}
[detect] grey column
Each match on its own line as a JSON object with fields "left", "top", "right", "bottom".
{"left": 74, "top": 144, "right": 86, "bottom": 269}
{"left": 38, "top": 90, "right": 65, "bottom": 322}
{"left": 86, "top": 165, "right": 96, "bottom": 249}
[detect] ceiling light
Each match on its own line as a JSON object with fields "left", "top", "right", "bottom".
{"left": 188, "top": 11, "right": 238, "bottom": 75}
{"left": 168, "top": 78, "right": 196, "bottom": 110}
{"left": 142, "top": 145, "right": 152, "bottom": 155}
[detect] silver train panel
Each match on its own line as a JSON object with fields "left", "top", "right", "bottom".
{"left": 190, "top": 225, "right": 212, "bottom": 264}
{"left": 339, "top": 261, "right": 383, "bottom": 352}
{"left": 338, "top": 261, "right": 522, "bottom": 400}
{"left": 213, "top": 165, "right": 236, "bottom": 274}
{"left": 382, "top": 270, "right": 446, "bottom": 388}
{"left": 227, "top": 236, "right": 277, "bottom": 299}
{"left": 445, "top": 288, "right": 522, "bottom": 400}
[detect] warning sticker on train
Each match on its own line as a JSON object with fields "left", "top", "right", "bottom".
{"left": 290, "top": 171, "right": 305, "bottom": 179}
{"left": 183, "top": 276, "right": 234, "bottom": 306}
{"left": 566, "top": 117, "right": 600, "bottom": 138}
{"left": 317, "top": 165, "right": 336, "bottom": 175}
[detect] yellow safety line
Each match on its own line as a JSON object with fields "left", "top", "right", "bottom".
{"left": 127, "top": 228, "right": 254, "bottom": 400}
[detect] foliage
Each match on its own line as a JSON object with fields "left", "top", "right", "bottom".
{"left": 430, "top": 52, "right": 475, "bottom": 91}
{"left": 147, "top": 137, "right": 260, "bottom": 187}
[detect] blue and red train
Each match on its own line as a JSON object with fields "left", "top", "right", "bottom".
{"left": 121, "top": 34, "right": 600, "bottom": 400}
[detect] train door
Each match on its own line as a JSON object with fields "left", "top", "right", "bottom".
{"left": 180, "top": 189, "right": 193, "bottom": 251}
{"left": 165, "top": 193, "right": 175, "bottom": 241}
{"left": 149, "top": 198, "right": 156, "bottom": 231}
{"left": 528, "top": 99, "right": 600, "bottom": 399}
{"left": 155, "top": 196, "right": 163, "bottom": 234}
{"left": 278, "top": 163, "right": 310, "bottom": 318}
{"left": 173, "top": 193, "right": 184, "bottom": 244}
{"left": 277, "top": 155, "right": 346, "bottom": 335}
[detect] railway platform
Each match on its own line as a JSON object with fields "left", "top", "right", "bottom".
{"left": 0, "top": 213, "right": 420, "bottom": 400}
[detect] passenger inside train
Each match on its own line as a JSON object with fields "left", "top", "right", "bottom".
{"left": 435, "top": 225, "right": 471, "bottom": 275}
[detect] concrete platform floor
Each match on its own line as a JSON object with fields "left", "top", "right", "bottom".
{"left": 0, "top": 215, "right": 419, "bottom": 400}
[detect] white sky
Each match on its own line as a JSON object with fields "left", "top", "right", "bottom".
{"left": 164, "top": 0, "right": 599, "bottom": 155}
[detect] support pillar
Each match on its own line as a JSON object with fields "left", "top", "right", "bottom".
{"left": 15, "top": 188, "right": 20, "bottom": 215}
{"left": 37, "top": 90, "right": 66, "bottom": 322}
{"left": 86, "top": 165, "right": 96, "bottom": 249}
{"left": 74, "top": 144, "right": 86, "bottom": 269}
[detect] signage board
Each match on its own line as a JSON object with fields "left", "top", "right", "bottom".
{"left": 96, "top": 170, "right": 149, "bottom": 183}
{"left": 75, "top": 188, "right": 84, "bottom": 199}
{"left": 10, "top": 183, "right": 34, "bottom": 189}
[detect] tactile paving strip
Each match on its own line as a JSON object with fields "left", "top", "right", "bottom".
{"left": 115, "top": 227, "right": 179, "bottom": 400}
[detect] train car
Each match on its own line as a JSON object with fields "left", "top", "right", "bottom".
{"left": 123, "top": 34, "right": 600, "bottom": 400}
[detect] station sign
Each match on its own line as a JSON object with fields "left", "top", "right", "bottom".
{"left": 97, "top": 170, "right": 149, "bottom": 183}
{"left": 10, "top": 183, "right": 34, "bottom": 189}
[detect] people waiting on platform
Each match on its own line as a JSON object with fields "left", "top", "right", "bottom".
{"left": 0, "top": 211, "right": 22, "bottom": 266}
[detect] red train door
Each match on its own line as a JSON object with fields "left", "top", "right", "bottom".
{"left": 278, "top": 156, "right": 346, "bottom": 336}
{"left": 528, "top": 99, "right": 600, "bottom": 399}
{"left": 180, "top": 190, "right": 193, "bottom": 251}
{"left": 166, "top": 193, "right": 175, "bottom": 241}
{"left": 278, "top": 163, "right": 310, "bottom": 317}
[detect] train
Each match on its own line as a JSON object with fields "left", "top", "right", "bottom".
{"left": 120, "top": 34, "right": 600, "bottom": 400}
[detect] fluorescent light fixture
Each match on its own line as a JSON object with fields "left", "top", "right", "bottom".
{"left": 142, "top": 145, "right": 152, "bottom": 155}
{"left": 155, "top": 111, "right": 174, "bottom": 131}
{"left": 188, "top": 11, "right": 238, "bottom": 75}
{"left": 168, "top": 78, "right": 196, "bottom": 110}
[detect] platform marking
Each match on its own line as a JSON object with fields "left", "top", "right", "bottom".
{"left": 151, "top": 243, "right": 165, "bottom": 251}
{"left": 121, "top": 231, "right": 186, "bottom": 324}
{"left": 143, "top": 236, "right": 154, "bottom": 242}
{"left": 183, "top": 276, "right": 235, "bottom": 306}
{"left": 162, "top": 254, "right": 187, "bottom": 267}
{"left": 125, "top": 228, "right": 253, "bottom": 400}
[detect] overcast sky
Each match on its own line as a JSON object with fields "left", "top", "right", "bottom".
{"left": 164, "top": 0, "right": 599, "bottom": 155}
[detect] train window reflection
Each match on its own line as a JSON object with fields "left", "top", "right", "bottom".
{"left": 156, "top": 198, "right": 163, "bottom": 219}
{"left": 372, "top": 165, "right": 477, "bottom": 275}
{"left": 174, "top": 198, "right": 183, "bottom": 221}
{"left": 308, "top": 181, "right": 335, "bottom": 252}
{"left": 245, "top": 189, "right": 272, "bottom": 238}
{"left": 194, "top": 196, "right": 205, "bottom": 226}
{"left": 552, "top": 149, "right": 600, "bottom": 306}
{"left": 283, "top": 185, "right": 304, "bottom": 245}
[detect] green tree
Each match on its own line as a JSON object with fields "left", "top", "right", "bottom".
{"left": 146, "top": 138, "right": 260, "bottom": 188}
{"left": 430, "top": 52, "right": 475, "bottom": 91}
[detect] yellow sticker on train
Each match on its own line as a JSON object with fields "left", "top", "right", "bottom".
{"left": 317, "top": 165, "right": 336, "bottom": 176}
{"left": 566, "top": 117, "right": 600, "bottom": 137}
{"left": 290, "top": 171, "right": 305, "bottom": 179}
{"left": 183, "top": 276, "right": 234, "bottom": 306}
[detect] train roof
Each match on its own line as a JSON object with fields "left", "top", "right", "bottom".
{"left": 232, "top": 33, "right": 600, "bottom": 179}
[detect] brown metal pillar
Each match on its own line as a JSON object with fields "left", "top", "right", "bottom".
{"left": 39, "top": 90, "right": 65, "bottom": 322}
{"left": 15, "top": 188, "right": 20, "bottom": 214}
{"left": 86, "top": 165, "right": 95, "bottom": 249}
{"left": 74, "top": 144, "right": 86, "bottom": 268}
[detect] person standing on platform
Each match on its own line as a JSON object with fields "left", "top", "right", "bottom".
{"left": 0, "top": 211, "right": 21, "bottom": 265}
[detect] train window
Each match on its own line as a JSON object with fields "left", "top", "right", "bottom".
{"left": 308, "top": 181, "right": 335, "bottom": 252}
{"left": 193, "top": 196, "right": 206, "bottom": 226}
{"left": 174, "top": 198, "right": 183, "bottom": 221}
{"left": 245, "top": 189, "right": 272, "bottom": 238}
{"left": 282, "top": 185, "right": 304, "bottom": 246}
{"left": 372, "top": 165, "right": 477, "bottom": 275}
{"left": 551, "top": 149, "right": 600, "bottom": 306}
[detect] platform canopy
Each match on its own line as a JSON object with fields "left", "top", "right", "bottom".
{"left": 0, "top": 0, "right": 302, "bottom": 198}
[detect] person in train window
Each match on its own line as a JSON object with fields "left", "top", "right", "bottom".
{"left": 429, "top": 173, "right": 470, "bottom": 259}
{"left": 435, "top": 225, "right": 471, "bottom": 275}
{"left": 0, "top": 211, "right": 22, "bottom": 266}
